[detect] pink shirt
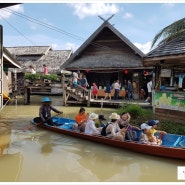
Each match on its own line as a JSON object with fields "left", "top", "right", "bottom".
{"left": 44, "top": 66, "right": 48, "bottom": 75}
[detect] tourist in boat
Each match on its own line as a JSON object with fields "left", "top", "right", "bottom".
{"left": 39, "top": 97, "right": 62, "bottom": 126}
{"left": 117, "top": 112, "right": 140, "bottom": 141}
{"left": 84, "top": 113, "right": 101, "bottom": 135}
{"left": 139, "top": 123, "right": 151, "bottom": 144}
{"left": 72, "top": 107, "right": 88, "bottom": 132}
{"left": 95, "top": 114, "right": 107, "bottom": 128}
{"left": 105, "top": 113, "right": 126, "bottom": 141}
{"left": 146, "top": 120, "right": 167, "bottom": 145}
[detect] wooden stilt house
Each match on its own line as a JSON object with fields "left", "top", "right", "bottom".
{"left": 62, "top": 20, "right": 149, "bottom": 100}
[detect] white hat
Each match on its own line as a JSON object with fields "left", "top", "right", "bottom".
{"left": 140, "top": 123, "right": 151, "bottom": 130}
{"left": 89, "top": 113, "right": 98, "bottom": 120}
{"left": 109, "top": 113, "right": 120, "bottom": 120}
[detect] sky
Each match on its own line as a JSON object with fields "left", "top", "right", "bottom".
{"left": 0, "top": 2, "right": 185, "bottom": 54}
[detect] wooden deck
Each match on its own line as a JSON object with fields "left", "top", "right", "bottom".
{"left": 66, "top": 98, "right": 152, "bottom": 108}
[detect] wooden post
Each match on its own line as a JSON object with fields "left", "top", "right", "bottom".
{"left": 100, "top": 98, "right": 103, "bottom": 114}
{"left": 87, "top": 89, "right": 91, "bottom": 107}
{"left": 61, "top": 75, "right": 66, "bottom": 106}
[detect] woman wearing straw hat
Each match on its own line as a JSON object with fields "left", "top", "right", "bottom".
{"left": 106, "top": 113, "right": 126, "bottom": 141}
{"left": 39, "top": 97, "right": 62, "bottom": 126}
{"left": 84, "top": 113, "right": 101, "bottom": 135}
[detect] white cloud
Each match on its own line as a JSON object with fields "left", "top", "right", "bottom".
{"left": 70, "top": 3, "right": 119, "bottom": 19}
{"left": 122, "top": 12, "right": 133, "bottom": 19}
{"left": 0, "top": 4, "right": 24, "bottom": 19}
{"left": 134, "top": 41, "right": 152, "bottom": 54}
{"left": 162, "top": 3, "right": 175, "bottom": 8}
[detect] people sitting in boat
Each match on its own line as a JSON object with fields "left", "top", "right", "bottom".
{"left": 95, "top": 115, "right": 107, "bottom": 128}
{"left": 105, "top": 113, "right": 126, "bottom": 141}
{"left": 84, "top": 113, "right": 102, "bottom": 135}
{"left": 139, "top": 123, "right": 151, "bottom": 144}
{"left": 72, "top": 107, "right": 88, "bottom": 132}
{"left": 39, "top": 97, "right": 62, "bottom": 126}
{"left": 146, "top": 120, "right": 167, "bottom": 145}
{"left": 117, "top": 112, "right": 140, "bottom": 141}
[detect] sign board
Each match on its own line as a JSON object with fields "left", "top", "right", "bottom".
{"left": 0, "top": 25, "right": 2, "bottom": 110}
{"left": 161, "top": 69, "right": 172, "bottom": 77}
{"left": 154, "top": 91, "right": 185, "bottom": 112}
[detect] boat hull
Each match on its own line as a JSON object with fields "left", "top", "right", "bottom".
{"left": 32, "top": 117, "right": 185, "bottom": 160}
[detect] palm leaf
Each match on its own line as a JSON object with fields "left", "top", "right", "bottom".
{"left": 151, "top": 17, "right": 185, "bottom": 48}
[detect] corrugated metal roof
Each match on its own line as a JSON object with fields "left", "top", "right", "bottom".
{"left": 3, "top": 47, "right": 21, "bottom": 68}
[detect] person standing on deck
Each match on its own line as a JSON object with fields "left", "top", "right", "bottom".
{"left": 104, "top": 81, "right": 111, "bottom": 100}
{"left": 43, "top": 64, "right": 48, "bottom": 75}
{"left": 145, "top": 78, "right": 152, "bottom": 103}
{"left": 113, "top": 80, "right": 121, "bottom": 100}
{"left": 127, "top": 80, "right": 133, "bottom": 100}
{"left": 92, "top": 82, "right": 98, "bottom": 99}
{"left": 29, "top": 65, "right": 36, "bottom": 74}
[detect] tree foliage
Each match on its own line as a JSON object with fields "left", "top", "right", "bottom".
{"left": 151, "top": 17, "right": 185, "bottom": 49}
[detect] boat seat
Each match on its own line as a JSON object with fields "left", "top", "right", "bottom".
{"left": 160, "top": 133, "right": 182, "bottom": 147}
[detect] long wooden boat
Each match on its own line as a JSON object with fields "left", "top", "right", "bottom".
{"left": 31, "top": 117, "right": 185, "bottom": 160}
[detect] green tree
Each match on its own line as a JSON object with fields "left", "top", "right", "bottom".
{"left": 151, "top": 17, "right": 185, "bottom": 49}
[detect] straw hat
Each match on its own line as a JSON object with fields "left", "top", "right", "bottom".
{"left": 89, "top": 113, "right": 98, "bottom": 120}
{"left": 109, "top": 113, "right": 120, "bottom": 120}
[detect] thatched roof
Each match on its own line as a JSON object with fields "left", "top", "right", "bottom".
{"left": 7, "top": 46, "right": 51, "bottom": 56}
{"left": 63, "top": 21, "right": 145, "bottom": 70}
{"left": 7, "top": 46, "right": 72, "bottom": 73}
{"left": 144, "top": 33, "right": 185, "bottom": 66}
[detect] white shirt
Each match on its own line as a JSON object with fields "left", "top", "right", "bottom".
{"left": 30, "top": 68, "right": 36, "bottom": 74}
{"left": 73, "top": 72, "right": 78, "bottom": 83}
{"left": 114, "top": 82, "right": 121, "bottom": 90}
{"left": 85, "top": 119, "right": 100, "bottom": 135}
{"left": 147, "top": 81, "right": 152, "bottom": 92}
{"left": 106, "top": 122, "right": 121, "bottom": 136}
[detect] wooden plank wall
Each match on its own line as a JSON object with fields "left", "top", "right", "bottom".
{"left": 155, "top": 108, "right": 185, "bottom": 124}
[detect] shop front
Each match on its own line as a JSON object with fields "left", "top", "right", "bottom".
{"left": 144, "top": 34, "right": 185, "bottom": 124}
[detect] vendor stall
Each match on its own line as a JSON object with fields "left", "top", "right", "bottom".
{"left": 144, "top": 33, "right": 185, "bottom": 124}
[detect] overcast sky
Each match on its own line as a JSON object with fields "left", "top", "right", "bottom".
{"left": 0, "top": 2, "right": 185, "bottom": 54}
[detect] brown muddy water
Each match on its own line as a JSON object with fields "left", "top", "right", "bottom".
{"left": 0, "top": 95, "right": 184, "bottom": 182}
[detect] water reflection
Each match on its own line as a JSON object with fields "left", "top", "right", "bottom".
{"left": 0, "top": 95, "right": 185, "bottom": 182}
{"left": 0, "top": 123, "right": 23, "bottom": 182}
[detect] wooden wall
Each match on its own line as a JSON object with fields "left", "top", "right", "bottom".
{"left": 155, "top": 108, "right": 185, "bottom": 124}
